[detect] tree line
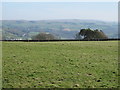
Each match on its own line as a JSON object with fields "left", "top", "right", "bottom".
{"left": 32, "top": 28, "right": 108, "bottom": 40}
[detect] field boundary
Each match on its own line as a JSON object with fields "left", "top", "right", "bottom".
{"left": 1, "top": 38, "right": 120, "bottom": 42}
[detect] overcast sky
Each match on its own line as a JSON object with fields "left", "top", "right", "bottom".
{"left": 2, "top": 2, "right": 118, "bottom": 22}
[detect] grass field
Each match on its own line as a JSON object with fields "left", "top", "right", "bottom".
{"left": 2, "top": 41, "right": 118, "bottom": 88}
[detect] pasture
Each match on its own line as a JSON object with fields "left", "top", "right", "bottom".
{"left": 2, "top": 41, "right": 118, "bottom": 88}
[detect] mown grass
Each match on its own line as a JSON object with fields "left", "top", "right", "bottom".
{"left": 2, "top": 41, "right": 118, "bottom": 88}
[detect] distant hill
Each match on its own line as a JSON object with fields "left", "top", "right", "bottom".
{"left": 1, "top": 19, "right": 118, "bottom": 40}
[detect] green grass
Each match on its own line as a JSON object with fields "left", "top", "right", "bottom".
{"left": 2, "top": 41, "right": 118, "bottom": 88}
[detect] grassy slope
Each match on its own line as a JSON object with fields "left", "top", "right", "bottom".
{"left": 2, "top": 41, "right": 118, "bottom": 88}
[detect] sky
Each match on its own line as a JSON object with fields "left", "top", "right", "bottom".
{"left": 2, "top": 0, "right": 119, "bottom": 2}
{"left": 2, "top": 2, "right": 118, "bottom": 22}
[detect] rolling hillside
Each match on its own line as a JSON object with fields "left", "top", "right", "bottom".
{"left": 1, "top": 19, "right": 118, "bottom": 40}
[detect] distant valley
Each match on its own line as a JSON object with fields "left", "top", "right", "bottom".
{"left": 1, "top": 19, "right": 118, "bottom": 40}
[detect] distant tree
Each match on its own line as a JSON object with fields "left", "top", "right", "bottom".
{"left": 77, "top": 28, "right": 108, "bottom": 40}
{"left": 75, "top": 33, "right": 82, "bottom": 40}
{"left": 32, "top": 32, "right": 55, "bottom": 40}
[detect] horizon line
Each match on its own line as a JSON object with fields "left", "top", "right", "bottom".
{"left": 1, "top": 19, "right": 117, "bottom": 22}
